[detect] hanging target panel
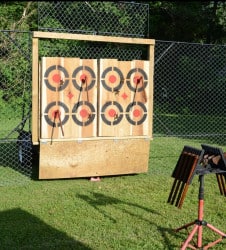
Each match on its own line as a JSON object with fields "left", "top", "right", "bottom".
{"left": 99, "top": 59, "right": 150, "bottom": 137}
{"left": 40, "top": 57, "right": 97, "bottom": 140}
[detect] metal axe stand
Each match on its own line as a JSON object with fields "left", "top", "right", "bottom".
{"left": 169, "top": 144, "right": 226, "bottom": 249}
{"left": 175, "top": 173, "right": 226, "bottom": 250}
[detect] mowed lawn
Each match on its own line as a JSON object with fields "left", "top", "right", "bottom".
{"left": 0, "top": 137, "right": 225, "bottom": 249}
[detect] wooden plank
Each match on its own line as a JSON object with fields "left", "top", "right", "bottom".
{"left": 41, "top": 57, "right": 70, "bottom": 139}
{"left": 33, "top": 31, "right": 155, "bottom": 45}
{"left": 32, "top": 37, "right": 39, "bottom": 144}
{"left": 148, "top": 45, "right": 155, "bottom": 138}
{"left": 39, "top": 135, "right": 152, "bottom": 143}
{"left": 39, "top": 138, "right": 150, "bottom": 179}
{"left": 127, "top": 60, "right": 150, "bottom": 136}
{"left": 74, "top": 58, "right": 98, "bottom": 138}
{"left": 99, "top": 59, "right": 131, "bottom": 137}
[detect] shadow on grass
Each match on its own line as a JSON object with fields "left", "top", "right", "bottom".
{"left": 77, "top": 192, "right": 161, "bottom": 224}
{"left": 0, "top": 140, "right": 40, "bottom": 183}
{"left": 156, "top": 225, "right": 185, "bottom": 250}
{"left": 0, "top": 208, "right": 92, "bottom": 249}
{"left": 78, "top": 192, "right": 221, "bottom": 249}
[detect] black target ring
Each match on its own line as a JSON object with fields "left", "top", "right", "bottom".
{"left": 101, "top": 101, "right": 123, "bottom": 126}
{"left": 72, "top": 101, "right": 95, "bottom": 126}
{"left": 44, "top": 65, "right": 69, "bottom": 91}
{"left": 126, "top": 101, "right": 147, "bottom": 125}
{"left": 44, "top": 101, "right": 69, "bottom": 127}
{"left": 72, "top": 66, "right": 96, "bottom": 91}
{"left": 101, "top": 67, "right": 124, "bottom": 92}
{"left": 126, "top": 68, "right": 148, "bottom": 92}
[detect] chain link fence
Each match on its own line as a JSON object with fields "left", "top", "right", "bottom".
{"left": 154, "top": 40, "right": 226, "bottom": 144}
{"left": 38, "top": 1, "right": 149, "bottom": 38}
{"left": 0, "top": 1, "right": 225, "bottom": 185}
{"left": 0, "top": 30, "right": 34, "bottom": 185}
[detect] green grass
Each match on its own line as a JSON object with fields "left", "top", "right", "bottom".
{"left": 0, "top": 137, "right": 226, "bottom": 249}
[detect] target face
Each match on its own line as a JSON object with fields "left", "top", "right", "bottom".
{"left": 72, "top": 101, "right": 95, "bottom": 126}
{"left": 44, "top": 101, "right": 69, "bottom": 127}
{"left": 72, "top": 66, "right": 96, "bottom": 91}
{"left": 101, "top": 67, "right": 124, "bottom": 92}
{"left": 126, "top": 68, "right": 148, "bottom": 92}
{"left": 126, "top": 101, "right": 147, "bottom": 125}
{"left": 44, "top": 65, "right": 69, "bottom": 91}
{"left": 101, "top": 101, "right": 123, "bottom": 125}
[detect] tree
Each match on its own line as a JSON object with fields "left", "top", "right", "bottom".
{"left": 0, "top": 1, "right": 37, "bottom": 31}
{"left": 148, "top": 1, "right": 226, "bottom": 44}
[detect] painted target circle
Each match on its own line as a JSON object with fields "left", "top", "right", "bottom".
{"left": 126, "top": 68, "right": 148, "bottom": 92}
{"left": 101, "top": 67, "right": 124, "bottom": 92}
{"left": 101, "top": 101, "right": 123, "bottom": 125}
{"left": 126, "top": 101, "right": 147, "bottom": 125}
{"left": 44, "top": 65, "right": 69, "bottom": 91}
{"left": 72, "top": 66, "right": 96, "bottom": 91}
{"left": 44, "top": 101, "right": 69, "bottom": 127}
{"left": 72, "top": 101, "right": 95, "bottom": 126}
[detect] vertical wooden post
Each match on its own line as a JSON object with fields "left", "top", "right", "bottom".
{"left": 148, "top": 44, "right": 155, "bottom": 138}
{"left": 32, "top": 37, "right": 39, "bottom": 144}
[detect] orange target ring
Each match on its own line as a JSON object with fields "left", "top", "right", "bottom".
{"left": 126, "top": 101, "right": 147, "bottom": 125}
{"left": 44, "top": 65, "right": 69, "bottom": 91}
{"left": 126, "top": 68, "right": 148, "bottom": 92}
{"left": 101, "top": 101, "right": 123, "bottom": 125}
{"left": 44, "top": 101, "right": 69, "bottom": 127}
{"left": 72, "top": 66, "right": 96, "bottom": 91}
{"left": 101, "top": 67, "right": 124, "bottom": 92}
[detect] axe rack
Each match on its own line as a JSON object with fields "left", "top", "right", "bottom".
{"left": 168, "top": 144, "right": 226, "bottom": 209}
{"left": 167, "top": 144, "right": 226, "bottom": 249}
{"left": 167, "top": 145, "right": 203, "bottom": 209}
{"left": 201, "top": 144, "right": 226, "bottom": 197}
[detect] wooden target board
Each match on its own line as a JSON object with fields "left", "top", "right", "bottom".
{"left": 99, "top": 59, "right": 150, "bottom": 137}
{"left": 41, "top": 57, "right": 97, "bottom": 139}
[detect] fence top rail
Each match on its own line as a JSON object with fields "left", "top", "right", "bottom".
{"left": 32, "top": 31, "right": 155, "bottom": 45}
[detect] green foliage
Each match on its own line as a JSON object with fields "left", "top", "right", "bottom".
{"left": 0, "top": 1, "right": 37, "bottom": 31}
{"left": 149, "top": 1, "right": 226, "bottom": 44}
{"left": 0, "top": 52, "right": 31, "bottom": 107}
{"left": 1, "top": 1, "right": 226, "bottom": 43}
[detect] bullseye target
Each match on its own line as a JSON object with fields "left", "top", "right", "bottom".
{"left": 72, "top": 66, "right": 96, "bottom": 91}
{"left": 72, "top": 101, "right": 95, "bottom": 126}
{"left": 126, "top": 68, "right": 148, "bottom": 92}
{"left": 126, "top": 101, "right": 147, "bottom": 125}
{"left": 101, "top": 101, "right": 123, "bottom": 125}
{"left": 44, "top": 101, "right": 69, "bottom": 127}
{"left": 101, "top": 67, "right": 124, "bottom": 92}
{"left": 44, "top": 65, "right": 69, "bottom": 91}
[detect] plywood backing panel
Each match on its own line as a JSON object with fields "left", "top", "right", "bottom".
{"left": 41, "top": 57, "right": 97, "bottom": 139}
{"left": 39, "top": 138, "right": 150, "bottom": 179}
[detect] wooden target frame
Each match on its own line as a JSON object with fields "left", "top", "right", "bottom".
{"left": 32, "top": 31, "right": 155, "bottom": 179}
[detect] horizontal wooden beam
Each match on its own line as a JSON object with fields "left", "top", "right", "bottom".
{"left": 32, "top": 31, "right": 155, "bottom": 45}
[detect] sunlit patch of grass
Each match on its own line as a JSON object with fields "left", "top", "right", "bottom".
{"left": 0, "top": 137, "right": 225, "bottom": 249}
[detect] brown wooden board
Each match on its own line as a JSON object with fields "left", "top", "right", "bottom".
{"left": 98, "top": 59, "right": 150, "bottom": 137}
{"left": 32, "top": 37, "right": 39, "bottom": 144}
{"left": 39, "top": 138, "right": 151, "bottom": 179}
{"left": 41, "top": 57, "right": 97, "bottom": 139}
